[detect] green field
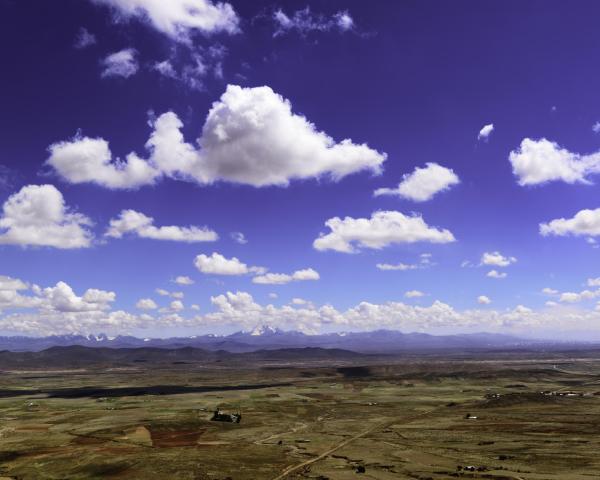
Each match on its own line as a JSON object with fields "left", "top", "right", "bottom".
{"left": 1, "top": 353, "right": 600, "bottom": 479}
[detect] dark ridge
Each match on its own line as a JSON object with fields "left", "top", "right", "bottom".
{"left": 337, "top": 366, "right": 372, "bottom": 378}
{"left": 0, "top": 345, "right": 368, "bottom": 369}
{"left": 0, "top": 382, "right": 292, "bottom": 399}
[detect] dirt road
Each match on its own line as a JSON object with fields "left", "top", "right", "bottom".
{"left": 271, "top": 409, "right": 433, "bottom": 480}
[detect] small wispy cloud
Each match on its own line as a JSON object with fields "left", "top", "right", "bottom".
{"left": 101, "top": 48, "right": 138, "bottom": 78}
{"left": 173, "top": 276, "right": 194, "bottom": 286}
{"left": 377, "top": 253, "right": 435, "bottom": 271}
{"left": 487, "top": 270, "right": 507, "bottom": 279}
{"left": 153, "top": 46, "right": 227, "bottom": 90}
{"left": 74, "top": 27, "right": 96, "bottom": 49}
{"left": 231, "top": 232, "right": 247, "bottom": 244}
{"left": 478, "top": 123, "right": 494, "bottom": 141}
{"left": 404, "top": 289, "right": 425, "bottom": 298}
{"left": 272, "top": 7, "right": 355, "bottom": 37}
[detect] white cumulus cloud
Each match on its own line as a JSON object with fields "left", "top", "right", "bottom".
{"left": 136, "top": 298, "right": 157, "bottom": 310}
{"left": 487, "top": 270, "right": 507, "bottom": 279}
{"left": 540, "top": 208, "right": 600, "bottom": 237}
{"left": 42, "top": 281, "right": 115, "bottom": 313}
{"left": 0, "top": 275, "right": 28, "bottom": 292}
{"left": 174, "top": 276, "right": 194, "bottom": 285}
{"left": 0, "top": 184, "right": 93, "bottom": 249}
{"left": 480, "top": 251, "right": 517, "bottom": 267}
{"left": 291, "top": 268, "right": 320, "bottom": 281}
{"left": 252, "top": 268, "right": 320, "bottom": 285}
{"left": 313, "top": 210, "right": 455, "bottom": 253}
{"left": 509, "top": 138, "right": 600, "bottom": 186}
{"left": 542, "top": 287, "right": 559, "bottom": 295}
{"left": 186, "top": 290, "right": 598, "bottom": 338}
{"left": 169, "top": 300, "right": 184, "bottom": 311}
{"left": 194, "top": 252, "right": 262, "bottom": 276}
{"left": 0, "top": 277, "right": 142, "bottom": 335}
{"left": 559, "top": 289, "right": 600, "bottom": 303}
{"left": 374, "top": 163, "right": 459, "bottom": 202}
{"left": 47, "top": 135, "right": 160, "bottom": 189}
{"left": 6, "top": 278, "right": 600, "bottom": 338}
{"left": 153, "top": 288, "right": 182, "bottom": 299}
{"left": 477, "top": 295, "right": 491, "bottom": 305}
{"left": 194, "top": 85, "right": 386, "bottom": 186}
{"left": 404, "top": 290, "right": 425, "bottom": 298}
{"left": 291, "top": 298, "right": 309, "bottom": 305}
{"left": 105, "top": 209, "right": 218, "bottom": 242}
{"left": 0, "top": 276, "right": 40, "bottom": 310}
{"left": 47, "top": 85, "right": 386, "bottom": 190}
{"left": 92, "top": 0, "right": 239, "bottom": 41}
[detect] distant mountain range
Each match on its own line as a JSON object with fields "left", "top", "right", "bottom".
{"left": 0, "top": 326, "right": 565, "bottom": 353}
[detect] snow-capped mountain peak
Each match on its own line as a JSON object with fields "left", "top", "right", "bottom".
{"left": 250, "top": 325, "right": 278, "bottom": 336}
{"left": 87, "top": 333, "right": 109, "bottom": 342}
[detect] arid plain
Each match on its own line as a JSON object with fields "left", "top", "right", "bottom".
{"left": 0, "top": 348, "right": 599, "bottom": 479}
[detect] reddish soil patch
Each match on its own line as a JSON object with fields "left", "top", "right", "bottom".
{"left": 150, "top": 428, "right": 206, "bottom": 447}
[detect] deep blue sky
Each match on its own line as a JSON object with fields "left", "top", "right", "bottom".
{"left": 2, "top": 0, "right": 600, "bottom": 338}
